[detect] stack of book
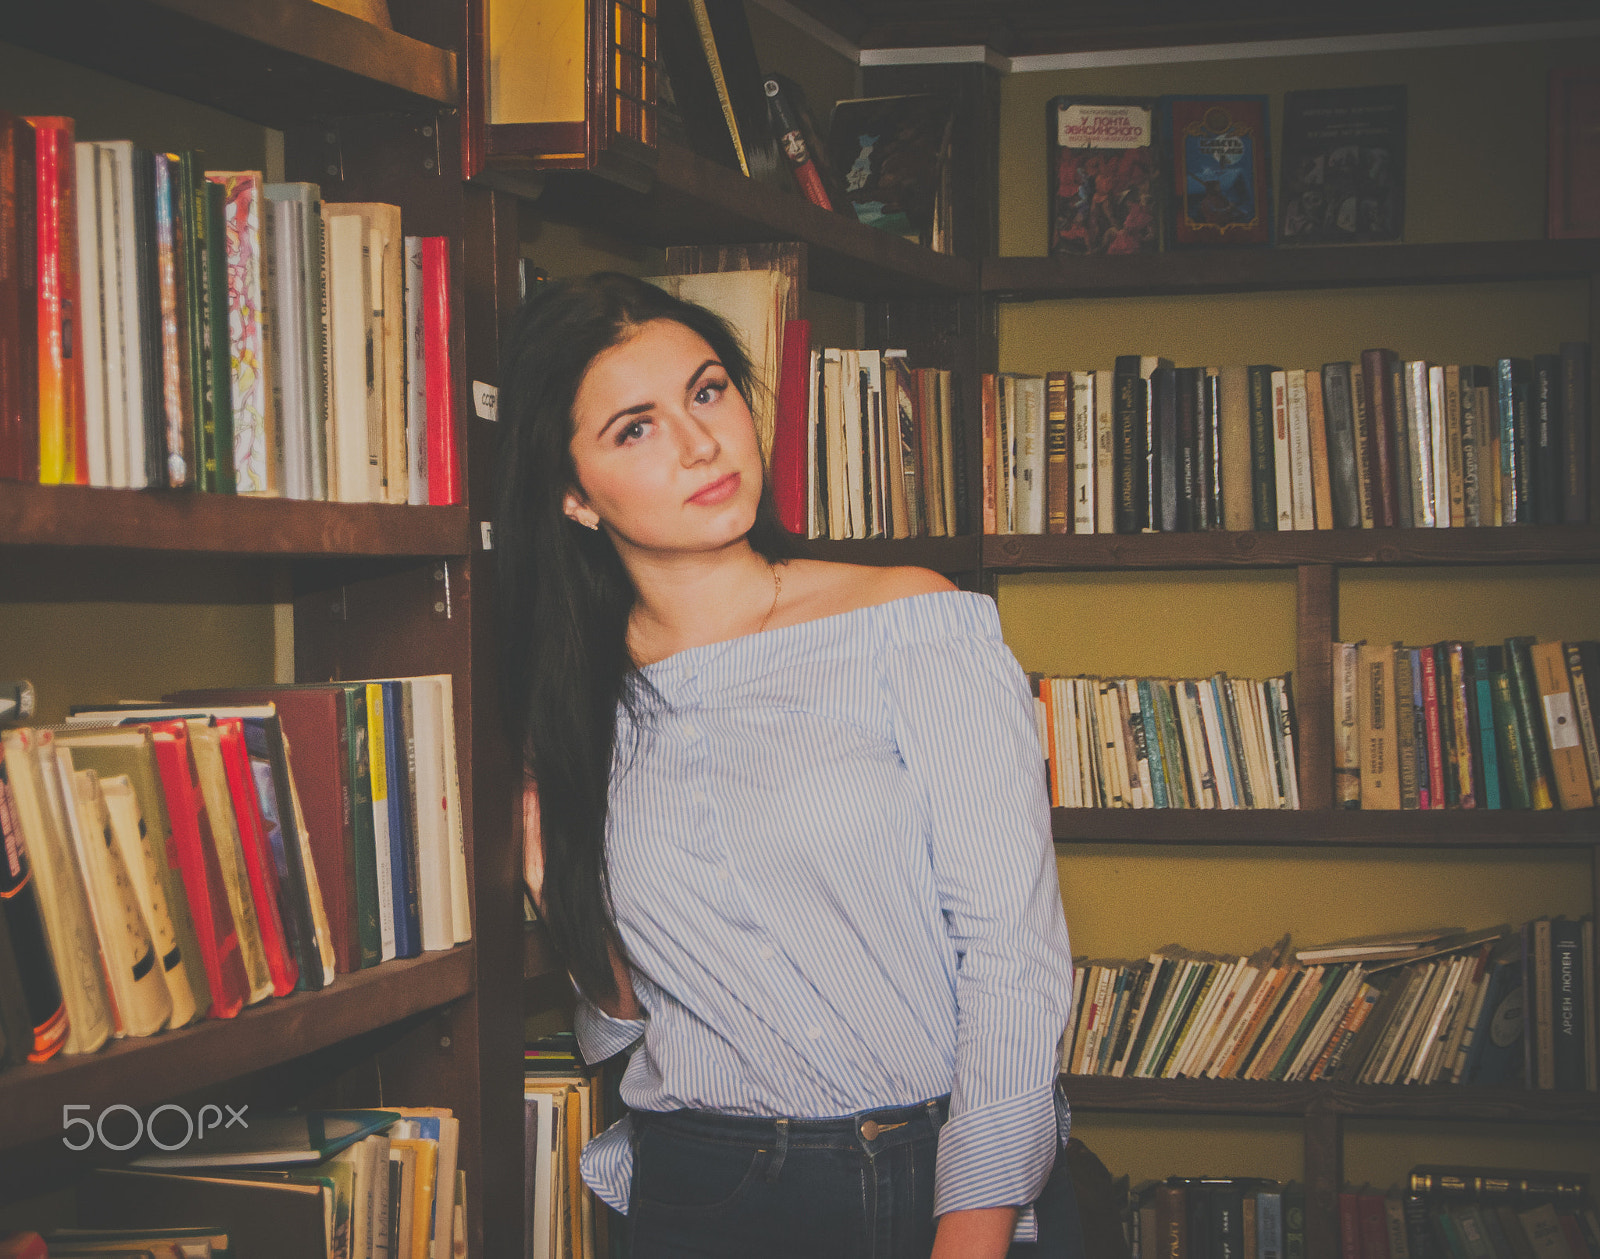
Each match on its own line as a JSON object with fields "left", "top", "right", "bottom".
{"left": 796, "top": 346, "right": 963, "bottom": 540}
{"left": 1128, "top": 1176, "right": 1301, "bottom": 1259}
{"left": 1335, "top": 638, "right": 1600, "bottom": 811}
{"left": 1345, "top": 1166, "right": 1595, "bottom": 1259}
{"left": 1062, "top": 918, "right": 1596, "bottom": 1090}
{"left": 0, "top": 677, "right": 470, "bottom": 1072}
{"left": 982, "top": 346, "right": 1589, "bottom": 536}
{"left": 1034, "top": 672, "right": 1300, "bottom": 810}
{"left": 0, "top": 114, "right": 460, "bottom": 503}
{"left": 525, "top": 1031, "right": 619, "bottom": 1259}
{"left": 47, "top": 1106, "right": 465, "bottom": 1259}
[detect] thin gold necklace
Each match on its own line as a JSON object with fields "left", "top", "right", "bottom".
{"left": 756, "top": 562, "right": 783, "bottom": 634}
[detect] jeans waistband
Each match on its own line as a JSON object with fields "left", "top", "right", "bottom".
{"left": 638, "top": 1095, "right": 950, "bottom": 1151}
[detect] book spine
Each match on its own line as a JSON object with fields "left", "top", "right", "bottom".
{"left": 1532, "top": 354, "right": 1563, "bottom": 526}
{"left": 1219, "top": 364, "right": 1253, "bottom": 532}
{"left": 0, "top": 115, "right": 39, "bottom": 483}
{"left": 1155, "top": 365, "right": 1179, "bottom": 531}
{"left": 1071, "top": 371, "right": 1095, "bottom": 534}
{"left": 981, "top": 372, "right": 997, "bottom": 535}
{"left": 1497, "top": 359, "right": 1526, "bottom": 525}
{"left": 1115, "top": 356, "right": 1145, "bottom": 533}
{"left": 1285, "top": 368, "right": 1314, "bottom": 530}
{"left": 421, "top": 237, "right": 459, "bottom": 506}
{"left": 203, "top": 179, "right": 235, "bottom": 494}
{"left": 1474, "top": 646, "right": 1503, "bottom": 809}
{"left": 30, "top": 118, "right": 83, "bottom": 485}
{"left": 1334, "top": 642, "right": 1361, "bottom": 808}
{"left": 1559, "top": 342, "right": 1589, "bottom": 523}
{"left": 771, "top": 318, "right": 810, "bottom": 534}
{"left": 1444, "top": 365, "right": 1466, "bottom": 527}
{"left": 1404, "top": 359, "right": 1435, "bottom": 527}
{"left": 1395, "top": 645, "right": 1420, "bottom": 809}
{"left": 1529, "top": 640, "right": 1594, "bottom": 809}
{"left": 1489, "top": 650, "right": 1533, "bottom": 810}
{"left": 1565, "top": 643, "right": 1600, "bottom": 800}
{"left": 1271, "top": 369, "right": 1293, "bottom": 530}
{"left": 1460, "top": 366, "right": 1482, "bottom": 526}
{"left": 1420, "top": 648, "right": 1446, "bottom": 810}
{"left": 0, "top": 760, "right": 69, "bottom": 1059}
{"left": 1550, "top": 917, "right": 1584, "bottom": 1091}
{"left": 1447, "top": 643, "right": 1477, "bottom": 809}
{"left": 1361, "top": 349, "right": 1398, "bottom": 528}
{"left": 1045, "top": 371, "right": 1072, "bottom": 534}
{"left": 1247, "top": 364, "right": 1278, "bottom": 529}
{"left": 1505, "top": 636, "right": 1556, "bottom": 809}
{"left": 1175, "top": 366, "right": 1199, "bottom": 532}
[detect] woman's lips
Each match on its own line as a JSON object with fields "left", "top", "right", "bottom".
{"left": 687, "top": 471, "right": 740, "bottom": 506}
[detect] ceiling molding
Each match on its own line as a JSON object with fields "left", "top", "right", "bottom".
{"left": 744, "top": 0, "right": 864, "bottom": 65}
{"left": 858, "top": 44, "right": 1009, "bottom": 71}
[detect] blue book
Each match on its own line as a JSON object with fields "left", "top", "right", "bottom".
{"left": 1409, "top": 649, "right": 1431, "bottom": 809}
{"left": 382, "top": 682, "right": 421, "bottom": 959}
{"left": 1472, "top": 646, "right": 1503, "bottom": 810}
{"left": 1137, "top": 680, "right": 1169, "bottom": 808}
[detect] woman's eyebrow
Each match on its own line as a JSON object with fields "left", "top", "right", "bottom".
{"left": 598, "top": 400, "right": 653, "bottom": 440}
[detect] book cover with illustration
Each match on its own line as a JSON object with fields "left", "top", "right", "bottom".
{"left": 1048, "top": 96, "right": 1162, "bottom": 256}
{"left": 1279, "top": 85, "right": 1407, "bottom": 245}
{"left": 1163, "top": 96, "right": 1272, "bottom": 248}
{"left": 826, "top": 94, "right": 953, "bottom": 247}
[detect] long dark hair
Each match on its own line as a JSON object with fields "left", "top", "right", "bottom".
{"left": 495, "top": 272, "right": 793, "bottom": 1002}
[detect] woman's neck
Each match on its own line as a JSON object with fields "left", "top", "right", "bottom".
{"left": 624, "top": 541, "right": 779, "bottom": 666}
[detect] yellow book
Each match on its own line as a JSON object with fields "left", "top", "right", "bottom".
{"left": 390, "top": 1136, "right": 437, "bottom": 1259}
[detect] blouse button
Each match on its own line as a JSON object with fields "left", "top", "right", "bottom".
{"left": 759, "top": 945, "right": 774, "bottom": 960}
{"left": 806, "top": 1026, "right": 823, "bottom": 1040}
{"left": 681, "top": 723, "right": 699, "bottom": 739}
{"left": 716, "top": 868, "right": 730, "bottom": 882}
{"left": 692, "top": 790, "right": 707, "bottom": 805}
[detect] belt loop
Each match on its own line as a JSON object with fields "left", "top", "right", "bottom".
{"left": 765, "top": 1117, "right": 790, "bottom": 1184}
{"left": 926, "top": 1097, "right": 948, "bottom": 1137}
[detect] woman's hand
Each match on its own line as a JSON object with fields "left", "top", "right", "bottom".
{"left": 931, "top": 1206, "right": 1019, "bottom": 1259}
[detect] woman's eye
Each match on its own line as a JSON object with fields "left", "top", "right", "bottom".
{"left": 694, "top": 379, "right": 726, "bottom": 406}
{"left": 617, "top": 419, "right": 649, "bottom": 444}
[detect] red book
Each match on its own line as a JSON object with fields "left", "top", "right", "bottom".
{"left": 26, "top": 117, "right": 86, "bottom": 486}
{"left": 1419, "top": 648, "right": 1446, "bottom": 810}
{"left": 1338, "top": 1191, "right": 1364, "bottom": 1259}
{"left": 770, "top": 318, "right": 809, "bottom": 534}
{"left": 169, "top": 686, "right": 360, "bottom": 975}
{"left": 1359, "top": 348, "right": 1399, "bottom": 528}
{"left": 1358, "top": 1191, "right": 1391, "bottom": 1259}
{"left": 146, "top": 720, "right": 248, "bottom": 1020}
{"left": 981, "top": 372, "right": 998, "bottom": 535}
{"left": 421, "top": 236, "right": 459, "bottom": 506}
{"left": 215, "top": 717, "right": 298, "bottom": 997}
{"left": 0, "top": 114, "right": 38, "bottom": 482}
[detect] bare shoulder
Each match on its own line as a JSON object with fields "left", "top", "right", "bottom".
{"left": 774, "top": 559, "right": 956, "bottom": 625}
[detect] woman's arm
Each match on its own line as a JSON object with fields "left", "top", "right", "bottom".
{"left": 932, "top": 1206, "right": 1020, "bottom": 1259}
{"left": 523, "top": 782, "right": 642, "bottom": 1021}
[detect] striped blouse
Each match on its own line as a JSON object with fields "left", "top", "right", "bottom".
{"left": 573, "top": 589, "right": 1075, "bottom": 1241}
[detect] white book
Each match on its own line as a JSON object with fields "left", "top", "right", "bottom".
{"left": 1429, "top": 364, "right": 1450, "bottom": 528}
{"left": 366, "top": 683, "right": 397, "bottom": 962}
{"left": 1070, "top": 371, "right": 1095, "bottom": 533}
{"left": 94, "top": 145, "right": 130, "bottom": 489}
{"left": 1285, "top": 368, "right": 1314, "bottom": 530}
{"left": 1190, "top": 961, "right": 1262, "bottom": 1078}
{"left": 74, "top": 142, "right": 111, "bottom": 487}
{"left": 823, "top": 348, "right": 847, "bottom": 540}
{"left": 1287, "top": 964, "right": 1364, "bottom": 1081}
{"left": 1016, "top": 375, "right": 1047, "bottom": 534}
{"left": 1094, "top": 368, "right": 1115, "bottom": 532}
{"left": 325, "top": 211, "right": 371, "bottom": 502}
{"left": 1196, "top": 680, "right": 1237, "bottom": 808}
{"left": 1170, "top": 955, "right": 1243, "bottom": 1078}
{"left": 405, "top": 236, "right": 428, "bottom": 505}
{"left": 840, "top": 349, "right": 865, "bottom": 539}
{"left": 1404, "top": 359, "right": 1436, "bottom": 528}
{"left": 271, "top": 199, "right": 311, "bottom": 499}
{"left": 998, "top": 374, "right": 1016, "bottom": 533}
{"left": 1270, "top": 369, "right": 1293, "bottom": 530}
{"left": 101, "top": 141, "right": 148, "bottom": 488}
{"left": 937, "top": 370, "right": 955, "bottom": 536}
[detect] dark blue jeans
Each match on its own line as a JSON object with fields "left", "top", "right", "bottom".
{"left": 626, "top": 1097, "right": 1085, "bottom": 1259}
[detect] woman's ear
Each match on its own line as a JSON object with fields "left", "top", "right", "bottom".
{"left": 562, "top": 490, "right": 601, "bottom": 531}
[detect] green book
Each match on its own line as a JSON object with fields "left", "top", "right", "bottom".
{"left": 1486, "top": 647, "right": 1532, "bottom": 810}
{"left": 174, "top": 151, "right": 215, "bottom": 491}
{"left": 339, "top": 684, "right": 382, "bottom": 968}
{"left": 1504, "top": 636, "right": 1556, "bottom": 809}
{"left": 1247, "top": 364, "right": 1279, "bottom": 530}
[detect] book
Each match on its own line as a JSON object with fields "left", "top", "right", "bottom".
{"left": 1163, "top": 95, "right": 1272, "bottom": 248}
{"left": 207, "top": 171, "right": 277, "bottom": 495}
{"left": 1547, "top": 68, "right": 1600, "bottom": 240}
{"left": 264, "top": 182, "right": 327, "bottom": 500}
{"left": 1278, "top": 86, "right": 1407, "bottom": 244}
{"left": 827, "top": 95, "right": 954, "bottom": 250}
{"left": 27, "top": 116, "right": 85, "bottom": 486}
{"left": 1358, "top": 643, "right": 1401, "bottom": 810}
{"left": 0, "top": 114, "right": 39, "bottom": 484}
{"left": 1048, "top": 95, "right": 1162, "bottom": 255}
{"left": 1527, "top": 640, "right": 1594, "bottom": 810}
{"left": 81, "top": 1167, "right": 329, "bottom": 1259}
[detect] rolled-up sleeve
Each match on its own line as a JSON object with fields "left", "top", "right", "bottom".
{"left": 878, "top": 618, "right": 1075, "bottom": 1237}
{"left": 572, "top": 990, "right": 646, "bottom": 1063}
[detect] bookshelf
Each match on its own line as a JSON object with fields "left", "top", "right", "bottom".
{"left": 0, "top": 9, "right": 525, "bottom": 1258}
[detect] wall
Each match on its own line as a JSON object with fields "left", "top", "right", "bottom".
{"left": 991, "top": 33, "right": 1600, "bottom": 1185}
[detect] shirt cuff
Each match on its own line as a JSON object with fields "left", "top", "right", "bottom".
{"left": 572, "top": 992, "right": 645, "bottom": 1064}
{"left": 933, "top": 1082, "right": 1064, "bottom": 1234}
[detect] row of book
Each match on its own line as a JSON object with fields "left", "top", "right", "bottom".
{"left": 0, "top": 1106, "right": 466, "bottom": 1259}
{"left": 1335, "top": 638, "right": 1600, "bottom": 812}
{"left": 785, "top": 344, "right": 965, "bottom": 541}
{"left": 0, "top": 114, "right": 461, "bottom": 503}
{"left": 0, "top": 677, "right": 470, "bottom": 1072}
{"left": 1031, "top": 672, "right": 1301, "bottom": 810}
{"left": 524, "top": 1032, "right": 621, "bottom": 1259}
{"left": 1062, "top": 918, "right": 1596, "bottom": 1091}
{"left": 1124, "top": 1166, "right": 1596, "bottom": 1259}
{"left": 1340, "top": 1169, "right": 1597, "bottom": 1259}
{"left": 984, "top": 346, "right": 1590, "bottom": 537}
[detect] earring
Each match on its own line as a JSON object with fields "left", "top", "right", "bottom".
{"left": 570, "top": 513, "right": 599, "bottom": 531}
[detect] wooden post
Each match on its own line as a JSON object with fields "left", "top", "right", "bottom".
{"left": 1304, "top": 1107, "right": 1344, "bottom": 1259}
{"left": 1296, "top": 565, "right": 1337, "bottom": 811}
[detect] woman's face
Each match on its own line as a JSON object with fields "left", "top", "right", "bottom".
{"left": 564, "top": 318, "right": 763, "bottom": 558}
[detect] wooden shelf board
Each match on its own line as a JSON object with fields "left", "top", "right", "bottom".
{"left": 983, "top": 526, "right": 1600, "bottom": 571}
{"left": 793, "top": 534, "right": 982, "bottom": 576}
{"left": 1, "top": 483, "right": 472, "bottom": 558}
{"left": 985, "top": 240, "right": 1600, "bottom": 299}
{"left": 0, "top": 945, "right": 474, "bottom": 1152}
{"left": 1061, "top": 1075, "right": 1600, "bottom": 1122}
{"left": 537, "top": 143, "right": 976, "bottom": 300}
{"left": 4, "top": 0, "right": 456, "bottom": 127}
{"left": 1053, "top": 809, "right": 1600, "bottom": 847}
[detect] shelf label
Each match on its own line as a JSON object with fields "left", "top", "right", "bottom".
{"left": 480, "top": 522, "right": 494, "bottom": 551}
{"left": 473, "top": 381, "right": 498, "bottom": 421}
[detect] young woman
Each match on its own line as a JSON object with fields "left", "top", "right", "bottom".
{"left": 496, "top": 273, "right": 1078, "bottom": 1259}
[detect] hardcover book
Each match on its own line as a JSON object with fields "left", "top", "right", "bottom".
{"left": 1547, "top": 67, "right": 1600, "bottom": 239}
{"left": 1048, "top": 96, "right": 1161, "bottom": 255}
{"left": 826, "top": 94, "right": 954, "bottom": 248}
{"left": 1163, "top": 96, "right": 1272, "bottom": 248}
{"left": 1278, "top": 86, "right": 1406, "bottom": 245}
